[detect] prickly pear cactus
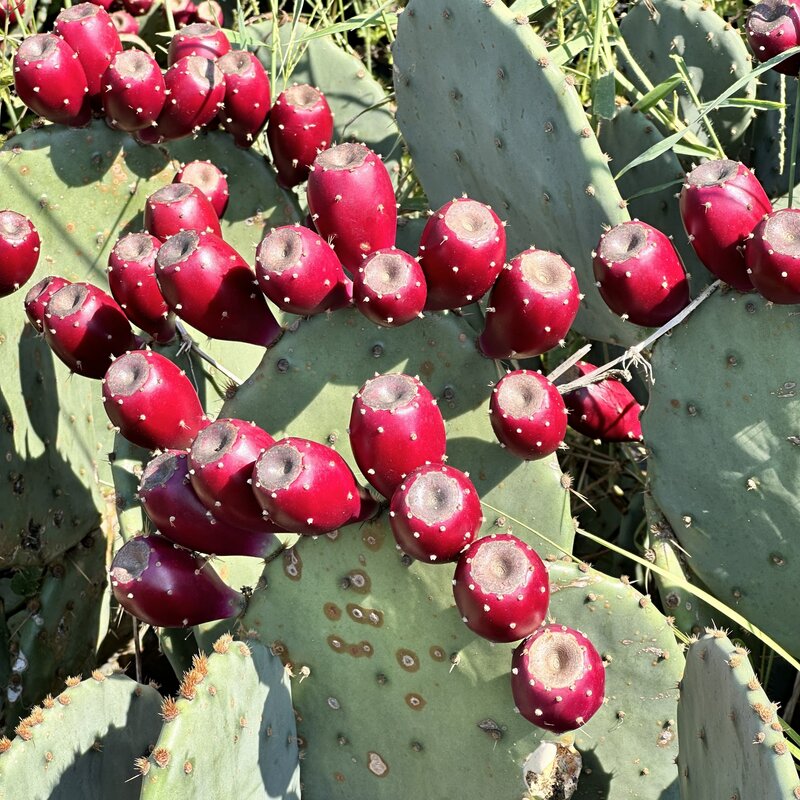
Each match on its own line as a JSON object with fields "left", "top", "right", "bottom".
{"left": 677, "top": 630, "right": 800, "bottom": 799}
{"left": 249, "top": 21, "right": 402, "bottom": 184}
{"left": 393, "top": 0, "right": 643, "bottom": 346}
{"left": 597, "top": 106, "right": 713, "bottom": 292}
{"left": 0, "top": 672, "right": 162, "bottom": 800}
{"left": 139, "top": 637, "right": 300, "bottom": 799}
{"left": 196, "top": 551, "right": 683, "bottom": 799}
{"left": 619, "top": 0, "right": 756, "bottom": 148}
{"left": 644, "top": 291, "right": 800, "bottom": 657}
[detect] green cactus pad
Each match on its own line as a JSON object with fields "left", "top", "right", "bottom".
{"left": 249, "top": 21, "right": 402, "bottom": 184}
{"left": 5, "top": 531, "right": 108, "bottom": 731}
{"left": 619, "top": 0, "right": 756, "bottom": 149}
{"left": 393, "top": 0, "right": 643, "bottom": 346}
{"left": 677, "top": 630, "right": 800, "bottom": 799}
{"left": 200, "top": 307, "right": 574, "bottom": 553}
{"left": 0, "top": 672, "right": 162, "bottom": 800}
{"left": 597, "top": 106, "right": 714, "bottom": 292}
{"left": 645, "top": 291, "right": 800, "bottom": 657}
{"left": 139, "top": 637, "right": 300, "bottom": 800}
{"left": 195, "top": 553, "right": 683, "bottom": 799}
{"left": 0, "top": 121, "right": 298, "bottom": 566}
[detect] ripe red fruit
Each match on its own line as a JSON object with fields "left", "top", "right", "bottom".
{"left": 307, "top": 142, "right": 397, "bottom": 272}
{"left": 102, "top": 350, "right": 207, "bottom": 450}
{"left": 145, "top": 183, "right": 221, "bottom": 241}
{"left": 744, "top": 208, "right": 800, "bottom": 303}
{"left": 173, "top": 160, "right": 229, "bottom": 218}
{"left": 489, "top": 370, "right": 567, "bottom": 460}
{"left": 139, "top": 450, "right": 275, "bottom": 557}
{"left": 156, "top": 230, "right": 282, "bottom": 347}
{"left": 121, "top": 0, "right": 154, "bottom": 16}
{"left": 0, "top": 0, "right": 24, "bottom": 27}
{"left": 453, "top": 532, "right": 550, "bottom": 643}
{"left": 679, "top": 160, "right": 771, "bottom": 291}
{"left": 389, "top": 463, "right": 481, "bottom": 563}
{"left": 43, "top": 282, "right": 139, "bottom": 378}
{"left": 188, "top": 418, "right": 279, "bottom": 532}
{"left": 109, "top": 10, "right": 139, "bottom": 34}
{"left": 353, "top": 247, "right": 427, "bottom": 327}
{"left": 167, "top": 22, "right": 230, "bottom": 66}
{"left": 0, "top": 211, "right": 40, "bottom": 297}
{"left": 108, "top": 233, "right": 175, "bottom": 343}
{"left": 102, "top": 50, "right": 165, "bottom": 132}
{"left": 511, "top": 624, "right": 605, "bottom": 733}
{"left": 217, "top": 50, "right": 271, "bottom": 148}
{"left": 418, "top": 198, "right": 506, "bottom": 310}
{"left": 267, "top": 84, "right": 334, "bottom": 188}
{"left": 745, "top": 0, "right": 800, "bottom": 76}
{"left": 13, "top": 34, "right": 91, "bottom": 126}
{"left": 349, "top": 373, "right": 446, "bottom": 499}
{"left": 562, "top": 361, "right": 642, "bottom": 442}
{"left": 252, "top": 437, "right": 363, "bottom": 536}
{"left": 54, "top": 3, "right": 122, "bottom": 98}
{"left": 479, "top": 248, "right": 580, "bottom": 359}
{"left": 255, "top": 224, "right": 349, "bottom": 316}
{"left": 25, "top": 276, "right": 71, "bottom": 333}
{"left": 147, "top": 55, "right": 225, "bottom": 142}
{"left": 110, "top": 535, "right": 244, "bottom": 627}
{"left": 593, "top": 221, "right": 690, "bottom": 327}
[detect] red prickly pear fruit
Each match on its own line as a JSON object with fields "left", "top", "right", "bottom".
{"left": 102, "top": 50, "right": 165, "bottom": 132}
{"left": 102, "top": 350, "right": 207, "bottom": 450}
{"left": 188, "top": 418, "right": 279, "bottom": 532}
{"left": 167, "top": 0, "right": 196, "bottom": 27}
{"left": 353, "top": 247, "right": 427, "bottom": 327}
{"left": 167, "top": 22, "right": 230, "bottom": 66}
{"left": 194, "top": 0, "right": 223, "bottom": 25}
{"left": 418, "top": 198, "right": 506, "bottom": 310}
{"left": 562, "top": 361, "right": 642, "bottom": 442}
{"left": 679, "top": 160, "right": 771, "bottom": 292}
{"left": 173, "top": 160, "right": 229, "bottom": 218}
{"left": 744, "top": 208, "right": 800, "bottom": 303}
{"left": 267, "top": 84, "right": 333, "bottom": 188}
{"left": 389, "top": 463, "right": 481, "bottom": 564}
{"left": 217, "top": 50, "right": 271, "bottom": 149}
{"left": 255, "top": 224, "right": 349, "bottom": 316}
{"left": 43, "top": 282, "right": 139, "bottom": 378}
{"left": 110, "top": 535, "right": 244, "bottom": 627}
{"left": 479, "top": 249, "right": 581, "bottom": 359}
{"left": 156, "top": 230, "right": 282, "bottom": 347}
{"left": 138, "top": 450, "right": 275, "bottom": 557}
{"left": 252, "top": 437, "right": 363, "bottom": 536}
{"left": 745, "top": 0, "right": 800, "bottom": 76}
{"left": 88, "top": 0, "right": 114, "bottom": 10}
{"left": 0, "top": 211, "right": 40, "bottom": 298}
{"left": 452, "top": 532, "right": 550, "bottom": 643}
{"left": 150, "top": 55, "right": 226, "bottom": 142}
{"left": 24, "top": 276, "right": 71, "bottom": 333}
{"left": 122, "top": 0, "right": 154, "bottom": 15}
{"left": 593, "top": 221, "right": 690, "bottom": 327}
{"left": 108, "top": 233, "right": 176, "bottom": 343}
{"left": 144, "top": 183, "right": 221, "bottom": 241}
{"left": 0, "top": 0, "right": 25, "bottom": 27}
{"left": 489, "top": 370, "right": 567, "bottom": 461}
{"left": 307, "top": 143, "right": 397, "bottom": 273}
{"left": 13, "top": 34, "right": 91, "bottom": 127}
{"left": 55, "top": 3, "right": 122, "bottom": 99}
{"left": 511, "top": 624, "right": 605, "bottom": 733}
{"left": 110, "top": 10, "right": 139, "bottom": 34}
{"left": 349, "top": 373, "right": 446, "bottom": 499}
